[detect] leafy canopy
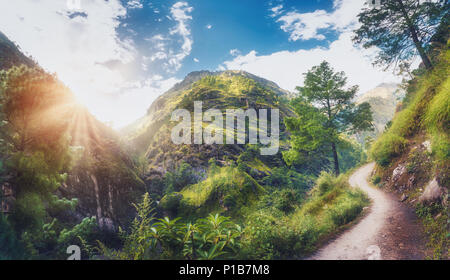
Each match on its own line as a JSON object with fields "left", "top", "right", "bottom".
{"left": 284, "top": 61, "right": 373, "bottom": 175}
{"left": 353, "top": 0, "right": 449, "bottom": 70}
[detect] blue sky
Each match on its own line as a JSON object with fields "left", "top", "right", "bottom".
{"left": 0, "top": 0, "right": 402, "bottom": 128}
{"left": 116, "top": 0, "right": 339, "bottom": 80}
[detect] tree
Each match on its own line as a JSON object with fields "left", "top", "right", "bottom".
{"left": 285, "top": 62, "right": 373, "bottom": 175}
{"left": 353, "top": 0, "right": 449, "bottom": 70}
{"left": 0, "top": 65, "right": 72, "bottom": 152}
{"left": 0, "top": 65, "right": 75, "bottom": 235}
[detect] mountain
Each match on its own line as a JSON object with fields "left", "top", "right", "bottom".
{"left": 126, "top": 70, "right": 295, "bottom": 171}
{"left": 122, "top": 70, "right": 299, "bottom": 214}
{"left": 0, "top": 31, "right": 36, "bottom": 70}
{"left": 0, "top": 32, "right": 145, "bottom": 230}
{"left": 355, "top": 83, "right": 404, "bottom": 144}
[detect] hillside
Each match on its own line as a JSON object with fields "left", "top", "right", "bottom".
{"left": 369, "top": 42, "right": 449, "bottom": 259}
{"left": 0, "top": 32, "right": 145, "bottom": 234}
{"left": 127, "top": 71, "right": 295, "bottom": 173}
{"left": 0, "top": 31, "right": 36, "bottom": 70}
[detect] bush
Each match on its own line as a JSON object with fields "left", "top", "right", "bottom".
{"left": 241, "top": 172, "right": 369, "bottom": 259}
{"left": 159, "top": 193, "right": 182, "bottom": 216}
{"left": 178, "top": 165, "right": 265, "bottom": 217}
{"left": 164, "top": 162, "right": 198, "bottom": 193}
{"left": 0, "top": 214, "right": 23, "bottom": 259}
{"left": 370, "top": 133, "right": 408, "bottom": 166}
{"left": 371, "top": 175, "right": 381, "bottom": 185}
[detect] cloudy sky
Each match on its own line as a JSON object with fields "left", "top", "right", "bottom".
{"left": 0, "top": 0, "right": 402, "bottom": 128}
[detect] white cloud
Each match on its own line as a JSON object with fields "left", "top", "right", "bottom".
{"left": 270, "top": 5, "right": 284, "bottom": 17}
{"left": 230, "top": 49, "right": 241, "bottom": 56}
{"left": 127, "top": 0, "right": 144, "bottom": 10}
{"left": 0, "top": 0, "right": 180, "bottom": 128}
{"left": 276, "top": 0, "right": 363, "bottom": 41}
{"left": 91, "top": 77, "right": 179, "bottom": 128}
{"left": 222, "top": 0, "right": 398, "bottom": 94}
{"left": 220, "top": 32, "right": 401, "bottom": 95}
{"left": 167, "top": 1, "right": 194, "bottom": 72}
{"left": 0, "top": 0, "right": 134, "bottom": 99}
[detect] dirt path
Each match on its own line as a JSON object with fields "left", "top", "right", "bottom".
{"left": 310, "top": 163, "right": 427, "bottom": 260}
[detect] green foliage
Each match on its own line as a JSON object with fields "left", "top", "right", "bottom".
{"left": 415, "top": 203, "right": 449, "bottom": 259}
{"left": 425, "top": 75, "right": 450, "bottom": 162}
{"left": 12, "top": 192, "right": 46, "bottom": 231}
{"left": 271, "top": 189, "right": 298, "bottom": 213}
{"left": 241, "top": 172, "right": 369, "bottom": 259}
{"left": 58, "top": 217, "right": 98, "bottom": 252}
{"left": 371, "top": 175, "right": 381, "bottom": 185}
{"left": 371, "top": 43, "right": 449, "bottom": 167}
{"left": 262, "top": 166, "right": 312, "bottom": 191}
{"left": 97, "top": 193, "right": 243, "bottom": 260}
{"left": 0, "top": 65, "right": 75, "bottom": 239}
{"left": 353, "top": 0, "right": 447, "bottom": 70}
{"left": 0, "top": 214, "right": 23, "bottom": 259}
{"left": 173, "top": 165, "right": 265, "bottom": 217}
{"left": 370, "top": 133, "right": 408, "bottom": 166}
{"left": 337, "top": 137, "right": 367, "bottom": 172}
{"left": 163, "top": 162, "right": 199, "bottom": 193}
{"left": 285, "top": 61, "right": 373, "bottom": 175}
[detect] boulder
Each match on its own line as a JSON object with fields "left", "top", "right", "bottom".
{"left": 419, "top": 178, "right": 446, "bottom": 205}
{"left": 392, "top": 164, "right": 406, "bottom": 182}
{"left": 421, "top": 140, "right": 432, "bottom": 153}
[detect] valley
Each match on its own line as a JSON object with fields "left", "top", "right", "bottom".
{"left": 0, "top": 0, "right": 448, "bottom": 261}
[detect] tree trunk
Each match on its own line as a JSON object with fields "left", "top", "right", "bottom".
{"left": 331, "top": 142, "right": 340, "bottom": 175}
{"left": 396, "top": 0, "right": 433, "bottom": 69}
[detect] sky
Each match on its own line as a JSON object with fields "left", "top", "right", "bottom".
{"left": 0, "top": 0, "right": 403, "bottom": 128}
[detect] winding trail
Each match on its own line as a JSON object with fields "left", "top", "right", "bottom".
{"left": 310, "top": 163, "right": 427, "bottom": 260}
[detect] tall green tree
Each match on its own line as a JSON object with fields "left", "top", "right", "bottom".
{"left": 0, "top": 66, "right": 75, "bottom": 234}
{"left": 353, "top": 0, "right": 449, "bottom": 70}
{"left": 284, "top": 61, "right": 373, "bottom": 175}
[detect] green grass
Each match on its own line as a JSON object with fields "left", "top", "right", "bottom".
{"left": 166, "top": 165, "right": 266, "bottom": 217}
{"left": 425, "top": 76, "right": 450, "bottom": 162}
{"left": 416, "top": 203, "right": 449, "bottom": 259}
{"left": 370, "top": 133, "right": 408, "bottom": 166}
{"left": 240, "top": 172, "right": 369, "bottom": 259}
{"left": 370, "top": 42, "right": 449, "bottom": 260}
{"left": 370, "top": 44, "right": 450, "bottom": 167}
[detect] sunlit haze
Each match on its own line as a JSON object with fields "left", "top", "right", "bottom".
{"left": 0, "top": 0, "right": 403, "bottom": 128}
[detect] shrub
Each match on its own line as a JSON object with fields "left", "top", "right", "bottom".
{"left": 164, "top": 162, "right": 198, "bottom": 193}
{"left": 159, "top": 193, "right": 182, "bottom": 216}
{"left": 0, "top": 214, "right": 23, "bottom": 259}
{"left": 241, "top": 172, "right": 369, "bottom": 259}
{"left": 370, "top": 133, "right": 408, "bottom": 166}
{"left": 371, "top": 175, "right": 381, "bottom": 185}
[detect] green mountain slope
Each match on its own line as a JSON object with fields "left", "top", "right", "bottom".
{"left": 0, "top": 32, "right": 145, "bottom": 232}
{"left": 127, "top": 71, "right": 295, "bottom": 172}
{"left": 370, "top": 42, "right": 449, "bottom": 259}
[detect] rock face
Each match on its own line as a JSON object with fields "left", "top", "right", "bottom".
{"left": 419, "top": 178, "right": 446, "bottom": 205}
{"left": 392, "top": 164, "right": 407, "bottom": 182}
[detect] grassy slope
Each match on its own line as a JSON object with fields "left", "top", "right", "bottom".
{"left": 370, "top": 43, "right": 449, "bottom": 259}
{"left": 240, "top": 172, "right": 369, "bottom": 259}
